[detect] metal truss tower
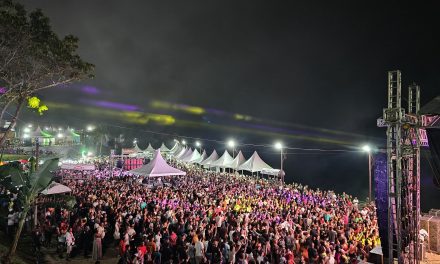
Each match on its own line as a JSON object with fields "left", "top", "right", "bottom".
{"left": 383, "top": 70, "right": 421, "bottom": 264}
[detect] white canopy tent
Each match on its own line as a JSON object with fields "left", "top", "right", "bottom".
{"left": 60, "top": 163, "right": 96, "bottom": 171}
{"left": 129, "top": 150, "right": 186, "bottom": 177}
{"left": 238, "top": 151, "right": 273, "bottom": 172}
{"left": 41, "top": 182, "right": 72, "bottom": 195}
{"left": 174, "top": 147, "right": 187, "bottom": 159}
{"left": 169, "top": 143, "right": 180, "bottom": 154}
{"left": 192, "top": 150, "right": 207, "bottom": 164}
{"left": 170, "top": 146, "right": 183, "bottom": 157}
{"left": 128, "top": 152, "right": 149, "bottom": 158}
{"left": 224, "top": 150, "right": 246, "bottom": 169}
{"left": 159, "top": 143, "right": 171, "bottom": 152}
{"left": 210, "top": 150, "right": 234, "bottom": 168}
{"left": 178, "top": 148, "right": 193, "bottom": 161}
{"left": 200, "top": 150, "right": 219, "bottom": 166}
{"left": 133, "top": 143, "right": 143, "bottom": 153}
{"left": 261, "top": 168, "right": 281, "bottom": 176}
{"left": 183, "top": 149, "right": 201, "bottom": 163}
{"left": 144, "top": 143, "right": 155, "bottom": 154}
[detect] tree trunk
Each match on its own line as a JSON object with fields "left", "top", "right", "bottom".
{"left": 3, "top": 204, "right": 29, "bottom": 264}
{"left": 0, "top": 99, "right": 14, "bottom": 124}
{"left": 0, "top": 98, "right": 24, "bottom": 148}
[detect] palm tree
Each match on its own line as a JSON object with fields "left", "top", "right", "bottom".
{"left": 1, "top": 157, "right": 59, "bottom": 263}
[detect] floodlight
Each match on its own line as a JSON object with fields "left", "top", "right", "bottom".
{"left": 362, "top": 145, "right": 371, "bottom": 153}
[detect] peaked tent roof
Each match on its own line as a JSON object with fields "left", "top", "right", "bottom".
{"left": 238, "top": 151, "right": 273, "bottom": 172}
{"left": 193, "top": 150, "right": 208, "bottom": 164}
{"left": 210, "top": 150, "right": 234, "bottom": 168}
{"left": 174, "top": 147, "right": 188, "bottom": 159}
{"left": 144, "top": 143, "right": 155, "bottom": 153}
{"left": 171, "top": 145, "right": 183, "bottom": 156}
{"left": 129, "top": 149, "right": 186, "bottom": 177}
{"left": 200, "top": 150, "right": 219, "bottom": 166}
{"left": 159, "top": 143, "right": 171, "bottom": 152}
{"left": 31, "top": 126, "right": 53, "bottom": 138}
{"left": 133, "top": 143, "right": 143, "bottom": 153}
{"left": 169, "top": 143, "right": 180, "bottom": 153}
{"left": 178, "top": 148, "right": 193, "bottom": 161}
{"left": 184, "top": 149, "right": 201, "bottom": 163}
{"left": 224, "top": 150, "right": 246, "bottom": 169}
{"left": 41, "top": 182, "right": 72, "bottom": 195}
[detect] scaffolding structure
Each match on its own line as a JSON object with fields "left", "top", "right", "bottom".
{"left": 383, "top": 70, "right": 421, "bottom": 264}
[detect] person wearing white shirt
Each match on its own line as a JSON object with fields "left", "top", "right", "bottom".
{"left": 155, "top": 233, "right": 161, "bottom": 251}
{"left": 195, "top": 239, "right": 204, "bottom": 264}
{"left": 7, "top": 210, "right": 14, "bottom": 236}
{"left": 65, "top": 228, "right": 75, "bottom": 260}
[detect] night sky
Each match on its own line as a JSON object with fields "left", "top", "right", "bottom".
{"left": 18, "top": 1, "right": 440, "bottom": 210}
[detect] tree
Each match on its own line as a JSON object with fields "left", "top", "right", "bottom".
{"left": 90, "top": 124, "right": 111, "bottom": 156}
{"left": 0, "top": 0, "right": 94, "bottom": 146}
{"left": 0, "top": 157, "right": 59, "bottom": 263}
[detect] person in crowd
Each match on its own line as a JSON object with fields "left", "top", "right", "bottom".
{"left": 27, "top": 158, "right": 380, "bottom": 263}
{"left": 92, "top": 222, "right": 105, "bottom": 261}
{"left": 66, "top": 227, "right": 75, "bottom": 260}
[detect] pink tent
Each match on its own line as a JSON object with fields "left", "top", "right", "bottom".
{"left": 129, "top": 150, "right": 186, "bottom": 177}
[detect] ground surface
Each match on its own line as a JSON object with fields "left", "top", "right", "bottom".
{"left": 422, "top": 252, "right": 440, "bottom": 264}
{"left": 42, "top": 244, "right": 119, "bottom": 264}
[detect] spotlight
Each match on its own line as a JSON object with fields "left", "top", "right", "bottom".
{"left": 362, "top": 145, "right": 371, "bottom": 153}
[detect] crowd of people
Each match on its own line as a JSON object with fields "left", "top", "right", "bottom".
{"left": 30, "top": 159, "right": 379, "bottom": 264}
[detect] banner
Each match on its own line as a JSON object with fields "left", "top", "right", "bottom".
{"left": 60, "top": 163, "right": 95, "bottom": 171}
{"left": 122, "top": 148, "right": 136, "bottom": 155}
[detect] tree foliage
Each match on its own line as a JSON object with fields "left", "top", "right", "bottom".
{"left": 0, "top": 157, "right": 59, "bottom": 263}
{"left": 0, "top": 0, "right": 94, "bottom": 98}
{"left": 0, "top": 0, "right": 94, "bottom": 146}
{"left": 27, "top": 95, "right": 48, "bottom": 115}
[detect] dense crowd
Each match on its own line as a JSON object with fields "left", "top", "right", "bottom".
{"left": 32, "top": 161, "right": 379, "bottom": 264}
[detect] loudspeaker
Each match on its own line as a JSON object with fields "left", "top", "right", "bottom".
{"left": 116, "top": 159, "right": 123, "bottom": 168}
{"left": 368, "top": 246, "right": 383, "bottom": 264}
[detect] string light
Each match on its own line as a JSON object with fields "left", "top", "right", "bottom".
{"left": 8, "top": 111, "right": 366, "bottom": 154}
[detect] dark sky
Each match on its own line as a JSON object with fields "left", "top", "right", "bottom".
{"left": 18, "top": 1, "right": 440, "bottom": 209}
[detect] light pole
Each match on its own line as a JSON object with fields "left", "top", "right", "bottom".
{"left": 362, "top": 145, "right": 372, "bottom": 202}
{"left": 35, "top": 137, "right": 40, "bottom": 170}
{"left": 227, "top": 139, "right": 236, "bottom": 158}
{"left": 275, "top": 142, "right": 284, "bottom": 184}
